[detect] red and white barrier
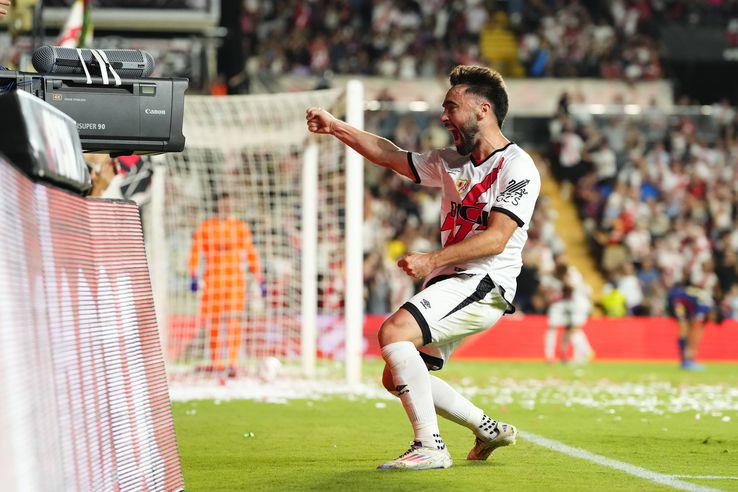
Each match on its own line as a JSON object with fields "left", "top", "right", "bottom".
{"left": 0, "top": 157, "right": 183, "bottom": 491}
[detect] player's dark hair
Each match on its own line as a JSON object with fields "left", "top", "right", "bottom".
{"left": 449, "top": 65, "right": 508, "bottom": 128}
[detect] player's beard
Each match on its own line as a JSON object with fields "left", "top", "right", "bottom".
{"left": 455, "top": 118, "right": 480, "bottom": 155}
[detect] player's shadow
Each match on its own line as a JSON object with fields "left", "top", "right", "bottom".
{"left": 306, "top": 461, "right": 507, "bottom": 491}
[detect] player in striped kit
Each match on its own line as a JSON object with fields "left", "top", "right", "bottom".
{"left": 307, "top": 65, "right": 540, "bottom": 470}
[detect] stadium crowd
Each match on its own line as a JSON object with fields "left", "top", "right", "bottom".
{"left": 229, "top": 0, "right": 738, "bottom": 92}
{"left": 548, "top": 95, "right": 738, "bottom": 321}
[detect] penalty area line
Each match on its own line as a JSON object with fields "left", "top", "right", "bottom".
{"left": 519, "top": 431, "right": 722, "bottom": 492}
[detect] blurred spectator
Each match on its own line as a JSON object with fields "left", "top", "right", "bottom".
{"left": 600, "top": 282, "right": 627, "bottom": 317}
{"left": 722, "top": 284, "right": 738, "bottom": 320}
{"left": 548, "top": 82, "right": 738, "bottom": 320}
{"left": 589, "top": 138, "right": 617, "bottom": 188}
{"left": 617, "top": 262, "right": 645, "bottom": 315}
{"left": 86, "top": 154, "right": 122, "bottom": 199}
{"left": 215, "top": 0, "right": 690, "bottom": 85}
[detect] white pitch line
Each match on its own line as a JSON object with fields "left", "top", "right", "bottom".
{"left": 673, "top": 476, "right": 738, "bottom": 481}
{"left": 520, "top": 431, "right": 723, "bottom": 492}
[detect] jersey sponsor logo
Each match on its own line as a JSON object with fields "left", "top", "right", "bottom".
{"left": 496, "top": 179, "right": 530, "bottom": 206}
{"left": 441, "top": 158, "right": 505, "bottom": 246}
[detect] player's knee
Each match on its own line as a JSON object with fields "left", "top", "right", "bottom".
{"left": 377, "top": 322, "right": 397, "bottom": 347}
{"left": 381, "top": 365, "right": 396, "bottom": 395}
{"left": 378, "top": 321, "right": 410, "bottom": 347}
{"left": 377, "top": 311, "right": 423, "bottom": 348}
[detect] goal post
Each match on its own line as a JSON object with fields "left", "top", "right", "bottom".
{"left": 149, "top": 83, "right": 364, "bottom": 386}
{"left": 300, "top": 142, "right": 318, "bottom": 378}
{"left": 344, "top": 80, "right": 365, "bottom": 387}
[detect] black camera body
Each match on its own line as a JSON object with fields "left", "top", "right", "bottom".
{"left": 0, "top": 70, "right": 187, "bottom": 155}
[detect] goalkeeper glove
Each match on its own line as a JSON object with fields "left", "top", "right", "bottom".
{"left": 190, "top": 276, "right": 198, "bottom": 293}
{"left": 259, "top": 281, "right": 267, "bottom": 298}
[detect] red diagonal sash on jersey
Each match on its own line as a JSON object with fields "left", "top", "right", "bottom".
{"left": 441, "top": 157, "right": 505, "bottom": 246}
{"left": 462, "top": 157, "right": 505, "bottom": 206}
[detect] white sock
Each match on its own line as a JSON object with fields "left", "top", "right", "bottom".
{"left": 381, "top": 341, "right": 444, "bottom": 450}
{"left": 571, "top": 330, "right": 592, "bottom": 360}
{"left": 544, "top": 328, "right": 557, "bottom": 360}
{"left": 430, "top": 375, "right": 498, "bottom": 439}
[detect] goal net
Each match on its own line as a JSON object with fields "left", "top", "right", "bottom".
{"left": 150, "top": 85, "right": 364, "bottom": 386}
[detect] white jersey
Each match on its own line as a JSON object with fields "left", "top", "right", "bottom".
{"left": 408, "top": 142, "right": 540, "bottom": 303}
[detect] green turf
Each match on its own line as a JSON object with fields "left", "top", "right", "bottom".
{"left": 173, "top": 361, "right": 738, "bottom": 491}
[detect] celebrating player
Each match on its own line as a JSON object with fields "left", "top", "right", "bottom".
{"left": 306, "top": 65, "right": 540, "bottom": 470}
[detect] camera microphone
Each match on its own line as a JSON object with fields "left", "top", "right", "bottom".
{"left": 32, "top": 46, "right": 155, "bottom": 79}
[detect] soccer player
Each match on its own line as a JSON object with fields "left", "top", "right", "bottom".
{"left": 543, "top": 255, "right": 594, "bottom": 364}
{"left": 188, "top": 193, "right": 266, "bottom": 378}
{"left": 667, "top": 277, "right": 714, "bottom": 371}
{"left": 306, "top": 65, "right": 540, "bottom": 470}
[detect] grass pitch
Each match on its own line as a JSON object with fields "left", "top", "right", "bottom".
{"left": 172, "top": 361, "right": 738, "bottom": 491}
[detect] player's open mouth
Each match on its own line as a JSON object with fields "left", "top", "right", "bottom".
{"left": 446, "top": 126, "right": 460, "bottom": 143}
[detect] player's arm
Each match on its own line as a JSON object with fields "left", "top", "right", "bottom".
{"left": 241, "top": 223, "right": 267, "bottom": 297}
{"left": 188, "top": 227, "right": 202, "bottom": 274}
{"left": 242, "top": 224, "right": 263, "bottom": 281}
{"left": 188, "top": 227, "right": 203, "bottom": 291}
{"left": 306, "top": 107, "right": 414, "bottom": 180}
{"left": 398, "top": 211, "right": 518, "bottom": 279}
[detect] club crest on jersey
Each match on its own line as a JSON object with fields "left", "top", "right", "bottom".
{"left": 496, "top": 179, "right": 530, "bottom": 206}
{"left": 454, "top": 178, "right": 470, "bottom": 195}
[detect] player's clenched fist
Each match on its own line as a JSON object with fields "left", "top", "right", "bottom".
{"left": 306, "top": 107, "right": 337, "bottom": 135}
{"left": 397, "top": 252, "right": 435, "bottom": 279}
{"left": 0, "top": 0, "right": 11, "bottom": 17}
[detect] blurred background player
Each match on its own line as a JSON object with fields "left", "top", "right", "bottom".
{"left": 543, "top": 255, "right": 594, "bottom": 364}
{"left": 667, "top": 264, "right": 718, "bottom": 371}
{"left": 188, "top": 193, "right": 266, "bottom": 378}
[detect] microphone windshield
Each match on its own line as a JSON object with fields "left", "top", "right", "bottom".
{"left": 32, "top": 46, "right": 156, "bottom": 78}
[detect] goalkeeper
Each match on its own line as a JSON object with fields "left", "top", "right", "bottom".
{"left": 307, "top": 65, "right": 540, "bottom": 470}
{"left": 188, "top": 193, "right": 266, "bottom": 378}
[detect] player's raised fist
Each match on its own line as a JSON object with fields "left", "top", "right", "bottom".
{"left": 0, "top": 0, "right": 11, "bottom": 16}
{"left": 306, "top": 107, "right": 337, "bottom": 135}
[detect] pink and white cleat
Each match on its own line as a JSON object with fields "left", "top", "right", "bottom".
{"left": 378, "top": 441, "right": 452, "bottom": 470}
